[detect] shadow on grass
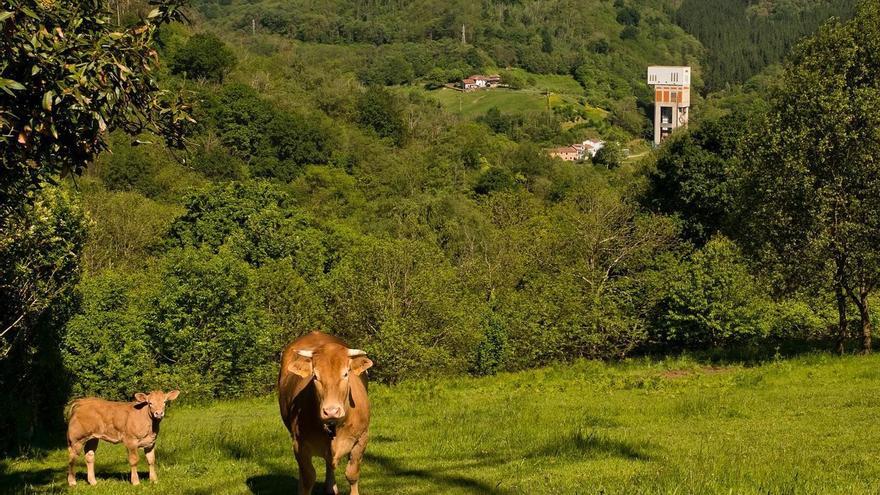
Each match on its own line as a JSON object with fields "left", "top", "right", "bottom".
{"left": 530, "top": 430, "right": 651, "bottom": 461}
{"left": 364, "top": 452, "right": 509, "bottom": 494}
{"left": 0, "top": 464, "right": 58, "bottom": 492}
{"left": 246, "top": 474, "right": 332, "bottom": 495}
{"left": 246, "top": 474, "right": 295, "bottom": 495}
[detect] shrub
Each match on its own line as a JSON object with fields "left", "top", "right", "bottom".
{"left": 146, "top": 248, "right": 276, "bottom": 399}
{"left": 168, "top": 182, "right": 329, "bottom": 274}
{"left": 620, "top": 26, "right": 640, "bottom": 40}
{"left": 191, "top": 146, "right": 246, "bottom": 181}
{"left": 63, "top": 271, "right": 155, "bottom": 400}
{"left": 650, "top": 237, "right": 772, "bottom": 350}
{"left": 81, "top": 189, "right": 182, "bottom": 272}
{"left": 264, "top": 112, "right": 334, "bottom": 175}
{"left": 356, "top": 87, "right": 406, "bottom": 146}
{"left": 471, "top": 314, "right": 509, "bottom": 376}
{"left": 169, "top": 32, "right": 236, "bottom": 82}
{"left": 98, "top": 140, "right": 162, "bottom": 197}
{"left": 474, "top": 167, "right": 516, "bottom": 195}
{"left": 592, "top": 142, "right": 623, "bottom": 169}
{"left": 616, "top": 6, "right": 641, "bottom": 26}
{"left": 324, "top": 238, "right": 483, "bottom": 383}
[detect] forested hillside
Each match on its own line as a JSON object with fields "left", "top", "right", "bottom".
{"left": 195, "top": 0, "right": 703, "bottom": 108}
{"left": 675, "top": 0, "right": 857, "bottom": 91}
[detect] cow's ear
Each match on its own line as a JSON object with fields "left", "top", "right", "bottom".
{"left": 287, "top": 358, "right": 313, "bottom": 378}
{"left": 134, "top": 393, "right": 149, "bottom": 404}
{"left": 350, "top": 356, "right": 373, "bottom": 375}
{"left": 166, "top": 390, "right": 180, "bottom": 401}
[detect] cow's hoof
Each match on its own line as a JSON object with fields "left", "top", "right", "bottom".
{"left": 67, "top": 479, "right": 76, "bottom": 487}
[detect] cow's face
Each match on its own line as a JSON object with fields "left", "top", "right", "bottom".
{"left": 287, "top": 344, "right": 373, "bottom": 423}
{"left": 134, "top": 390, "right": 180, "bottom": 420}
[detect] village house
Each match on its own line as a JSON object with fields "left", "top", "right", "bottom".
{"left": 548, "top": 146, "right": 580, "bottom": 162}
{"left": 579, "top": 139, "right": 605, "bottom": 158}
{"left": 549, "top": 139, "right": 606, "bottom": 162}
{"left": 461, "top": 74, "right": 502, "bottom": 91}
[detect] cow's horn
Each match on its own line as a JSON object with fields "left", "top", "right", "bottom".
{"left": 347, "top": 349, "right": 367, "bottom": 357}
{"left": 297, "top": 350, "right": 314, "bottom": 358}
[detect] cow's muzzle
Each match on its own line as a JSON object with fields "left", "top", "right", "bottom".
{"left": 321, "top": 405, "right": 344, "bottom": 421}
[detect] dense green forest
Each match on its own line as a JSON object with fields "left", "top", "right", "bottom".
{"left": 2, "top": 0, "right": 878, "bottom": 453}
{"left": 675, "top": 0, "right": 858, "bottom": 91}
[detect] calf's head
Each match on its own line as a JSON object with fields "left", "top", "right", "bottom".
{"left": 288, "top": 344, "right": 373, "bottom": 423}
{"left": 134, "top": 390, "right": 180, "bottom": 420}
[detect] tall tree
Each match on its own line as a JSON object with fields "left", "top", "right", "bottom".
{"left": 0, "top": 0, "right": 190, "bottom": 450}
{"left": 740, "top": 1, "right": 880, "bottom": 353}
{"left": 0, "top": 0, "right": 192, "bottom": 217}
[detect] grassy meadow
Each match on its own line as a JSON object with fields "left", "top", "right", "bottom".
{"left": 4, "top": 354, "right": 880, "bottom": 494}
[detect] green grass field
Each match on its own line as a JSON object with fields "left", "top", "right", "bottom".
{"left": 422, "top": 88, "right": 561, "bottom": 119}
{"left": 4, "top": 354, "right": 880, "bottom": 494}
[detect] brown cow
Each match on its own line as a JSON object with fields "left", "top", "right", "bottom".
{"left": 278, "top": 332, "right": 373, "bottom": 495}
{"left": 66, "top": 390, "right": 179, "bottom": 486}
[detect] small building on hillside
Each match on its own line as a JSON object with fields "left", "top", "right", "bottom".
{"left": 461, "top": 74, "right": 502, "bottom": 91}
{"left": 549, "top": 139, "right": 606, "bottom": 162}
{"left": 548, "top": 146, "right": 580, "bottom": 162}
{"left": 577, "top": 139, "right": 605, "bottom": 158}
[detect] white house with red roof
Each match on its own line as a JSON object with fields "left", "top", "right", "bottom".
{"left": 461, "top": 74, "right": 502, "bottom": 91}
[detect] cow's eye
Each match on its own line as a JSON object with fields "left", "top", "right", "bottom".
{"left": 343, "top": 371, "right": 349, "bottom": 379}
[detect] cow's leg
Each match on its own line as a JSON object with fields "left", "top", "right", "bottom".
{"left": 295, "top": 448, "right": 316, "bottom": 495}
{"left": 144, "top": 446, "right": 158, "bottom": 482}
{"left": 84, "top": 438, "right": 99, "bottom": 486}
{"left": 127, "top": 444, "right": 141, "bottom": 485}
{"left": 345, "top": 434, "right": 369, "bottom": 495}
{"left": 67, "top": 441, "right": 82, "bottom": 486}
{"left": 323, "top": 455, "right": 338, "bottom": 495}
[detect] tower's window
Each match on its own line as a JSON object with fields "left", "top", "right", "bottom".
{"left": 661, "top": 107, "right": 672, "bottom": 124}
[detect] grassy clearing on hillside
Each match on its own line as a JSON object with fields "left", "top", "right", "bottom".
{"left": 420, "top": 88, "right": 595, "bottom": 120}
{"left": 500, "top": 68, "right": 587, "bottom": 96}
{"left": 423, "top": 88, "right": 555, "bottom": 118}
{"left": 4, "top": 354, "right": 880, "bottom": 494}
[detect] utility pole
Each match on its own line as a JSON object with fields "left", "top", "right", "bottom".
{"left": 461, "top": 24, "right": 466, "bottom": 45}
{"left": 252, "top": 18, "right": 256, "bottom": 36}
{"left": 547, "top": 89, "right": 552, "bottom": 126}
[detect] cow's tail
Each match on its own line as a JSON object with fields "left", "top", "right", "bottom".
{"left": 64, "top": 399, "right": 82, "bottom": 422}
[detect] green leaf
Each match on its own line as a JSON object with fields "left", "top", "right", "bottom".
{"left": 0, "top": 78, "right": 26, "bottom": 91}
{"left": 19, "top": 7, "right": 37, "bottom": 19}
{"left": 0, "top": 11, "right": 13, "bottom": 22}
{"left": 43, "top": 91, "right": 55, "bottom": 111}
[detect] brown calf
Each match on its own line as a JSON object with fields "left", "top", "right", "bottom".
{"left": 66, "top": 390, "right": 179, "bottom": 486}
{"left": 279, "top": 332, "right": 373, "bottom": 495}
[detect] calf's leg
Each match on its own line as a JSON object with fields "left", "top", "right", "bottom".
{"left": 127, "top": 444, "right": 141, "bottom": 485}
{"left": 67, "top": 441, "right": 82, "bottom": 486}
{"left": 145, "top": 446, "right": 158, "bottom": 482}
{"left": 84, "top": 438, "right": 99, "bottom": 486}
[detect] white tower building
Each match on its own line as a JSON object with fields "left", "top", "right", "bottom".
{"left": 647, "top": 66, "right": 691, "bottom": 145}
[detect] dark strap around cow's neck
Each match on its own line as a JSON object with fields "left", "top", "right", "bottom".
{"left": 323, "top": 422, "right": 337, "bottom": 439}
